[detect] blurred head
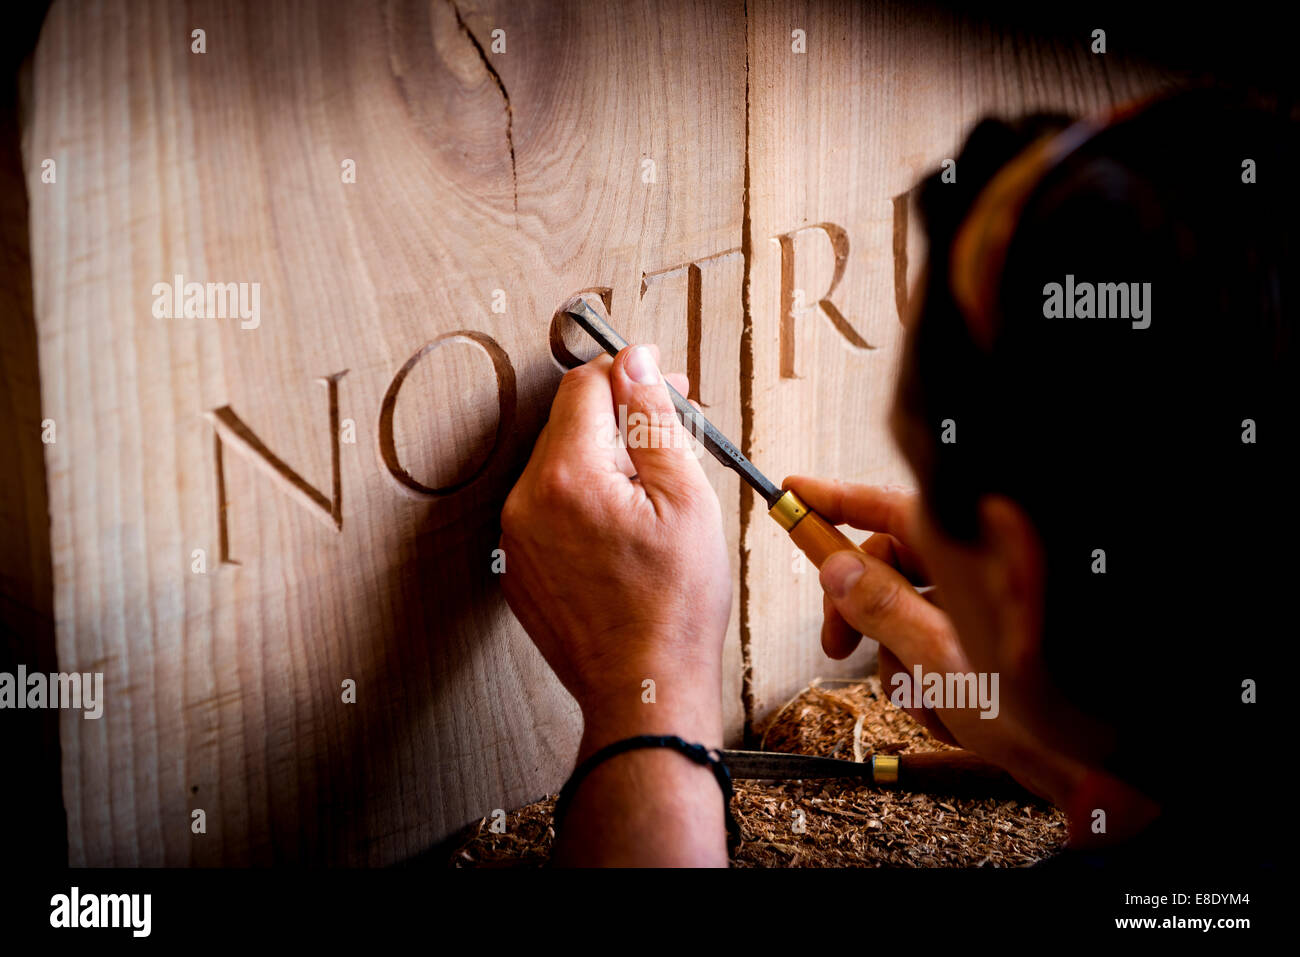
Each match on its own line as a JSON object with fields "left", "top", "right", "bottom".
{"left": 893, "top": 89, "right": 1294, "bottom": 834}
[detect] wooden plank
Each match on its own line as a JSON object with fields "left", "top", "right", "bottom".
{"left": 26, "top": 0, "right": 748, "bottom": 865}
{"left": 23, "top": 0, "right": 1184, "bottom": 865}
{"left": 743, "top": 1, "right": 1177, "bottom": 727}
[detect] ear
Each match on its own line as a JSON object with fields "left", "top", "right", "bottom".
{"left": 976, "top": 495, "right": 1046, "bottom": 670}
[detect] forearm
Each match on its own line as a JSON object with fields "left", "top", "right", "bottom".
{"left": 555, "top": 671, "right": 728, "bottom": 867}
{"left": 498, "top": 345, "right": 735, "bottom": 866}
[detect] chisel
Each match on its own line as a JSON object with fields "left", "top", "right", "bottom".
{"left": 564, "top": 295, "right": 864, "bottom": 568}
{"left": 720, "top": 748, "right": 1040, "bottom": 800}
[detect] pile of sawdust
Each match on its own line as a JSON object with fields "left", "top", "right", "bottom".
{"left": 447, "top": 676, "right": 1067, "bottom": 867}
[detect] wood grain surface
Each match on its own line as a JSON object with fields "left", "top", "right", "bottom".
{"left": 743, "top": 0, "right": 1176, "bottom": 726}
{"left": 19, "top": 0, "right": 1175, "bottom": 863}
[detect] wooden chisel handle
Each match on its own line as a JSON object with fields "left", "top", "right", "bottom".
{"left": 788, "top": 509, "right": 861, "bottom": 567}
{"left": 768, "top": 489, "right": 864, "bottom": 568}
{"left": 721, "top": 749, "right": 1043, "bottom": 801}
{"left": 897, "top": 751, "right": 1038, "bottom": 800}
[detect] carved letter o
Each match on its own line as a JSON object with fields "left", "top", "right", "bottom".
{"left": 377, "top": 331, "right": 516, "bottom": 497}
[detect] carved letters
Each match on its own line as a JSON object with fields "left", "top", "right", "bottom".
{"left": 207, "top": 372, "right": 347, "bottom": 564}
{"left": 774, "top": 223, "right": 874, "bottom": 379}
{"left": 210, "top": 220, "right": 901, "bottom": 556}
{"left": 378, "top": 331, "right": 516, "bottom": 498}
{"left": 641, "top": 248, "right": 742, "bottom": 407}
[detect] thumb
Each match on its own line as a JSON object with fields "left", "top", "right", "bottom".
{"left": 611, "top": 344, "right": 706, "bottom": 502}
{"left": 818, "top": 549, "right": 949, "bottom": 667}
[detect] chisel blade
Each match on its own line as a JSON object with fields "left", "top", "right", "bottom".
{"left": 564, "top": 296, "right": 783, "bottom": 507}
{"left": 720, "top": 749, "right": 877, "bottom": 781}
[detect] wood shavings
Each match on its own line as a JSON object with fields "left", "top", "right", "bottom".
{"left": 445, "top": 799, "right": 558, "bottom": 868}
{"left": 447, "top": 676, "right": 1066, "bottom": 867}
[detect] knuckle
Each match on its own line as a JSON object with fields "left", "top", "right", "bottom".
{"left": 555, "top": 363, "right": 596, "bottom": 399}
{"left": 662, "top": 469, "right": 718, "bottom": 515}
{"left": 641, "top": 422, "right": 677, "bottom": 453}
{"left": 500, "top": 492, "right": 525, "bottom": 536}
{"left": 829, "top": 478, "right": 850, "bottom": 513}
{"left": 560, "top": 363, "right": 590, "bottom": 385}
{"left": 623, "top": 408, "right": 680, "bottom": 448}
{"left": 855, "top": 573, "right": 904, "bottom": 621}
{"left": 533, "top": 464, "right": 575, "bottom": 506}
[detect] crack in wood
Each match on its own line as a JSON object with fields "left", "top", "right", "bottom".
{"left": 739, "top": 0, "right": 757, "bottom": 745}
{"left": 446, "top": 0, "right": 518, "bottom": 216}
{"left": 893, "top": 190, "right": 911, "bottom": 325}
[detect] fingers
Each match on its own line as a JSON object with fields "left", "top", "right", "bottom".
{"left": 820, "top": 560, "right": 959, "bottom": 745}
{"left": 818, "top": 548, "right": 950, "bottom": 667}
{"left": 784, "top": 476, "right": 919, "bottom": 542}
{"left": 618, "top": 371, "right": 688, "bottom": 478}
{"left": 877, "top": 646, "right": 960, "bottom": 745}
{"left": 821, "top": 531, "right": 876, "bottom": 659}
{"left": 860, "top": 529, "right": 930, "bottom": 587}
{"left": 533, "top": 353, "right": 696, "bottom": 489}
{"left": 787, "top": 475, "right": 931, "bottom": 582}
{"left": 609, "top": 344, "right": 708, "bottom": 505}
{"left": 821, "top": 591, "right": 862, "bottom": 659}
{"left": 544, "top": 354, "right": 620, "bottom": 460}
{"left": 819, "top": 529, "right": 925, "bottom": 659}
{"left": 664, "top": 372, "right": 691, "bottom": 399}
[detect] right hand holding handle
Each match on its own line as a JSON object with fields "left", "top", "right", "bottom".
{"left": 783, "top": 476, "right": 962, "bottom": 746}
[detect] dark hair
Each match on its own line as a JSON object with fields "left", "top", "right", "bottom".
{"left": 898, "top": 90, "right": 1294, "bottom": 814}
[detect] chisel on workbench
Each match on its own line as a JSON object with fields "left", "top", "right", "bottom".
{"left": 720, "top": 748, "right": 1039, "bottom": 800}
{"left": 564, "top": 295, "right": 864, "bottom": 568}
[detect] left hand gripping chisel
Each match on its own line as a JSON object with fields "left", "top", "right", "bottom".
{"left": 565, "top": 296, "right": 866, "bottom": 569}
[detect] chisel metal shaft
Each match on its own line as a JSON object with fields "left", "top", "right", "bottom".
{"left": 564, "top": 296, "right": 865, "bottom": 569}
{"left": 564, "top": 296, "right": 782, "bottom": 506}
{"left": 721, "top": 748, "right": 1037, "bottom": 800}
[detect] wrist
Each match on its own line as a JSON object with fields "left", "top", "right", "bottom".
{"left": 574, "top": 665, "right": 723, "bottom": 763}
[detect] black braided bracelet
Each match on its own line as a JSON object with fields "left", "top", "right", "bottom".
{"left": 553, "top": 734, "right": 742, "bottom": 855}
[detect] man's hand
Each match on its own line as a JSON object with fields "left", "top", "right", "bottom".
{"left": 785, "top": 477, "right": 965, "bottom": 742}
{"left": 784, "top": 475, "right": 1064, "bottom": 798}
{"left": 499, "top": 344, "right": 731, "bottom": 865}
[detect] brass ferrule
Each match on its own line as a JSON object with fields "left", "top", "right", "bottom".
{"left": 768, "top": 489, "right": 810, "bottom": 532}
{"left": 872, "top": 754, "right": 900, "bottom": 785}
